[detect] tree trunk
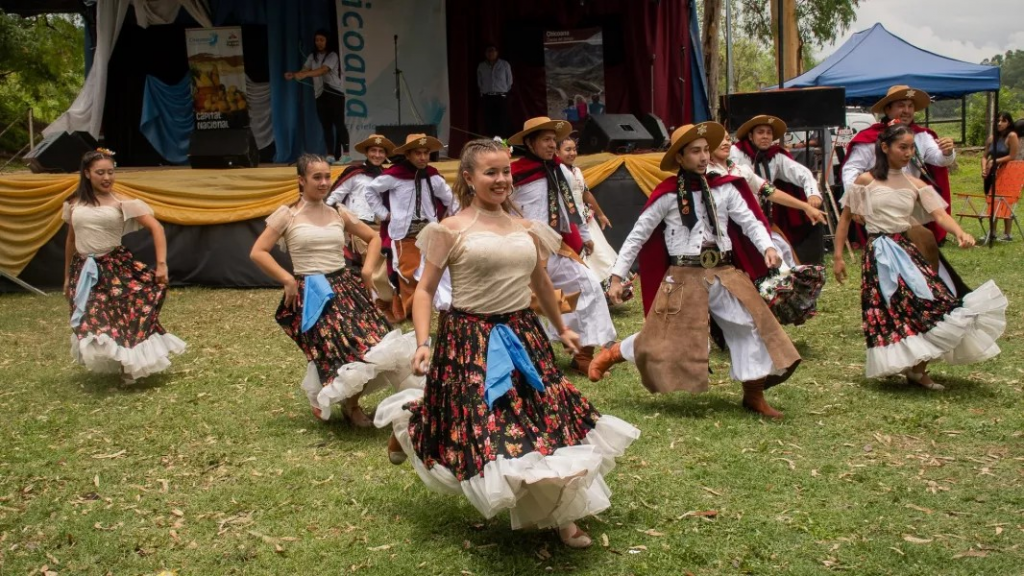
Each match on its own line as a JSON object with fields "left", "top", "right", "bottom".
{"left": 703, "top": 0, "right": 723, "bottom": 118}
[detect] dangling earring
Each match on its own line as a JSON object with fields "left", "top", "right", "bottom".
{"left": 468, "top": 184, "right": 476, "bottom": 196}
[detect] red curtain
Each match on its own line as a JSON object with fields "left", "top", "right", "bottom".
{"left": 445, "top": 0, "right": 695, "bottom": 155}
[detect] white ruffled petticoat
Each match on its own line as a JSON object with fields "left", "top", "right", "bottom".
{"left": 302, "top": 329, "right": 425, "bottom": 421}
{"left": 70, "top": 332, "right": 187, "bottom": 380}
{"left": 375, "top": 388, "right": 640, "bottom": 530}
{"left": 865, "top": 280, "right": 1007, "bottom": 378}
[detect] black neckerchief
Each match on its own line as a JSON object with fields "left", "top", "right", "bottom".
{"left": 521, "top": 149, "right": 582, "bottom": 233}
{"left": 401, "top": 160, "right": 435, "bottom": 221}
{"left": 362, "top": 160, "right": 383, "bottom": 178}
{"left": 676, "top": 169, "right": 721, "bottom": 238}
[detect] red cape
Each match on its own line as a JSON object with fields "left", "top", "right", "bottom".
{"left": 844, "top": 122, "right": 951, "bottom": 243}
{"left": 733, "top": 140, "right": 814, "bottom": 246}
{"left": 511, "top": 156, "right": 584, "bottom": 253}
{"left": 637, "top": 174, "right": 772, "bottom": 315}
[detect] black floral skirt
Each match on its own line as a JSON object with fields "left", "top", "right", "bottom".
{"left": 276, "top": 268, "right": 393, "bottom": 390}
{"left": 407, "top": 308, "right": 603, "bottom": 481}
{"left": 67, "top": 246, "right": 184, "bottom": 378}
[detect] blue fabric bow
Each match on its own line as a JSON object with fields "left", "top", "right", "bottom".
{"left": 873, "top": 235, "right": 934, "bottom": 306}
{"left": 300, "top": 274, "right": 335, "bottom": 333}
{"left": 71, "top": 256, "right": 99, "bottom": 328}
{"left": 484, "top": 324, "right": 546, "bottom": 409}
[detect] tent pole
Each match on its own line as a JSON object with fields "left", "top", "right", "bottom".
{"left": 988, "top": 89, "right": 998, "bottom": 248}
{"left": 960, "top": 96, "right": 966, "bottom": 144}
{"left": 925, "top": 105, "right": 929, "bottom": 129}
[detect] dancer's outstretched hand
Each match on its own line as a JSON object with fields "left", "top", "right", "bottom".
{"left": 559, "top": 328, "right": 581, "bottom": 355}
{"left": 834, "top": 258, "right": 847, "bottom": 284}
{"left": 804, "top": 206, "right": 827, "bottom": 225}
{"left": 764, "top": 248, "right": 782, "bottom": 269}
{"left": 606, "top": 277, "right": 624, "bottom": 305}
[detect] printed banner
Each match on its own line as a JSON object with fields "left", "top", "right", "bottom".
{"left": 544, "top": 28, "right": 606, "bottom": 126}
{"left": 186, "top": 27, "right": 249, "bottom": 130}
{"left": 335, "top": 0, "right": 450, "bottom": 156}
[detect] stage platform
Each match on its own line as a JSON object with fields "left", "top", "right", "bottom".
{"left": 0, "top": 152, "right": 672, "bottom": 290}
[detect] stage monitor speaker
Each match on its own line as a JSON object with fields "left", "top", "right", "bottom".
{"left": 188, "top": 129, "right": 259, "bottom": 169}
{"left": 720, "top": 87, "right": 846, "bottom": 131}
{"left": 578, "top": 114, "right": 654, "bottom": 154}
{"left": 639, "top": 113, "right": 670, "bottom": 149}
{"left": 374, "top": 124, "right": 440, "bottom": 160}
{"left": 25, "top": 131, "right": 99, "bottom": 173}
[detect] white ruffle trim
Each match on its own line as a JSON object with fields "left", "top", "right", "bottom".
{"left": 70, "top": 331, "right": 186, "bottom": 379}
{"left": 866, "top": 280, "right": 1006, "bottom": 378}
{"left": 301, "top": 330, "right": 425, "bottom": 421}
{"left": 374, "top": 388, "right": 640, "bottom": 530}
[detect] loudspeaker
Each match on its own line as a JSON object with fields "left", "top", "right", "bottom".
{"left": 720, "top": 87, "right": 846, "bottom": 131}
{"left": 25, "top": 131, "right": 99, "bottom": 173}
{"left": 578, "top": 114, "right": 653, "bottom": 154}
{"left": 375, "top": 124, "right": 440, "bottom": 160}
{"left": 188, "top": 129, "right": 259, "bottom": 169}
{"left": 639, "top": 113, "right": 670, "bottom": 149}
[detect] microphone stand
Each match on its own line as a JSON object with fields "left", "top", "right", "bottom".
{"left": 394, "top": 35, "right": 402, "bottom": 124}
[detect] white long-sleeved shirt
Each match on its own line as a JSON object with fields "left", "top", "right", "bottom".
{"left": 841, "top": 129, "right": 957, "bottom": 188}
{"left": 730, "top": 146, "right": 821, "bottom": 197}
{"left": 364, "top": 172, "right": 456, "bottom": 241}
{"left": 326, "top": 172, "right": 376, "bottom": 222}
{"left": 609, "top": 181, "right": 774, "bottom": 280}
{"left": 512, "top": 166, "right": 592, "bottom": 243}
{"left": 477, "top": 59, "right": 513, "bottom": 94}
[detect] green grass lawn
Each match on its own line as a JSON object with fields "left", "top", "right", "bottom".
{"left": 2, "top": 157, "right": 1022, "bottom": 575}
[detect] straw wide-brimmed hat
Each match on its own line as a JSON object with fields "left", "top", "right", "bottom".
{"left": 660, "top": 122, "right": 726, "bottom": 171}
{"left": 353, "top": 134, "right": 397, "bottom": 155}
{"left": 871, "top": 85, "right": 931, "bottom": 115}
{"left": 734, "top": 114, "right": 787, "bottom": 141}
{"left": 393, "top": 133, "right": 444, "bottom": 155}
{"left": 507, "top": 117, "right": 573, "bottom": 145}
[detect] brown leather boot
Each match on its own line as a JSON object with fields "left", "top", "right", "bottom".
{"left": 588, "top": 342, "right": 624, "bottom": 382}
{"left": 570, "top": 346, "right": 594, "bottom": 376}
{"left": 741, "top": 379, "right": 783, "bottom": 419}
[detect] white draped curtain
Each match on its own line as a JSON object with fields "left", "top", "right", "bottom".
{"left": 45, "top": 0, "right": 213, "bottom": 138}
{"left": 245, "top": 76, "right": 274, "bottom": 150}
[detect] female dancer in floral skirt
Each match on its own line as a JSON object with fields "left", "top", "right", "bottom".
{"left": 834, "top": 121, "right": 1006, "bottom": 389}
{"left": 63, "top": 149, "right": 185, "bottom": 383}
{"left": 375, "top": 139, "right": 639, "bottom": 549}
{"left": 251, "top": 154, "right": 421, "bottom": 425}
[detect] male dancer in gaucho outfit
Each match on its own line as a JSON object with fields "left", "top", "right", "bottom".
{"left": 365, "top": 134, "right": 457, "bottom": 320}
{"left": 589, "top": 122, "right": 801, "bottom": 419}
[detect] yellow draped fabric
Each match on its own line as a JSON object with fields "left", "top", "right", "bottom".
{"left": 0, "top": 153, "right": 673, "bottom": 276}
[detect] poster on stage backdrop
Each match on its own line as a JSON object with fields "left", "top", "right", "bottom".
{"left": 186, "top": 27, "right": 249, "bottom": 130}
{"left": 544, "top": 28, "right": 605, "bottom": 126}
{"left": 335, "top": 0, "right": 450, "bottom": 156}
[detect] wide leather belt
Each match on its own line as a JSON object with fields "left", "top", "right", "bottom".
{"left": 407, "top": 220, "right": 429, "bottom": 235}
{"left": 670, "top": 248, "right": 732, "bottom": 269}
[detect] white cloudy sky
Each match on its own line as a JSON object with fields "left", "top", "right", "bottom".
{"left": 816, "top": 0, "right": 1023, "bottom": 64}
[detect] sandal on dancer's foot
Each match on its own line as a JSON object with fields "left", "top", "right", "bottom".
{"left": 387, "top": 433, "right": 407, "bottom": 465}
{"left": 558, "top": 524, "right": 593, "bottom": 549}
{"left": 905, "top": 369, "right": 944, "bottom": 391}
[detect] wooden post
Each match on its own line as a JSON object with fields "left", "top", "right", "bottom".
{"left": 27, "top": 108, "right": 34, "bottom": 151}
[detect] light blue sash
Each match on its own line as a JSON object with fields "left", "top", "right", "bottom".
{"left": 71, "top": 256, "right": 98, "bottom": 328}
{"left": 300, "top": 274, "right": 335, "bottom": 333}
{"left": 484, "top": 324, "right": 546, "bottom": 409}
{"left": 873, "top": 235, "right": 934, "bottom": 306}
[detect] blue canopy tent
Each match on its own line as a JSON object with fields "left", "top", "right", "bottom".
{"left": 778, "top": 23, "right": 1000, "bottom": 104}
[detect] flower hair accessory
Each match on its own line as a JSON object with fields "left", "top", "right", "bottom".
{"left": 887, "top": 118, "right": 902, "bottom": 127}
{"left": 96, "top": 147, "right": 116, "bottom": 156}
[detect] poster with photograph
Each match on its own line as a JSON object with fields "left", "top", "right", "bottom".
{"left": 543, "top": 28, "right": 605, "bottom": 127}
{"left": 186, "top": 27, "right": 249, "bottom": 130}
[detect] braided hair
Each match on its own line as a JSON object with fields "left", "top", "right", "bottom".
{"left": 452, "top": 139, "right": 519, "bottom": 215}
